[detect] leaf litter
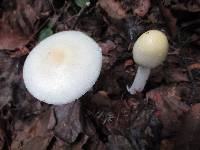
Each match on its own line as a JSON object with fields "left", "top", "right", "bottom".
{"left": 0, "top": 0, "right": 200, "bottom": 149}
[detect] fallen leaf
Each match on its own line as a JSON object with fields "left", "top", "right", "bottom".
{"left": 91, "top": 91, "right": 112, "bottom": 108}
{"left": 188, "top": 63, "right": 200, "bottom": 70}
{"left": 0, "top": 52, "right": 19, "bottom": 109}
{"left": 86, "top": 138, "right": 106, "bottom": 150}
{"left": 171, "top": 1, "right": 200, "bottom": 12}
{"left": 12, "top": 80, "right": 44, "bottom": 120}
{"left": 47, "top": 109, "right": 56, "bottom": 130}
{"left": 99, "top": 40, "right": 116, "bottom": 55}
{"left": 99, "top": 0, "right": 127, "bottom": 19}
{"left": 160, "top": 139, "right": 175, "bottom": 150}
{"left": 51, "top": 139, "right": 71, "bottom": 150}
{"left": 102, "top": 75, "right": 121, "bottom": 96}
{"left": 0, "top": 21, "right": 28, "bottom": 50}
{"left": 0, "top": 0, "right": 50, "bottom": 50}
{"left": 102, "top": 55, "right": 117, "bottom": 71}
{"left": 124, "top": 59, "right": 134, "bottom": 69}
{"left": 71, "top": 134, "right": 89, "bottom": 150}
{"left": 166, "top": 68, "right": 189, "bottom": 82}
{"left": 174, "top": 103, "right": 200, "bottom": 150}
{"left": 54, "top": 101, "right": 82, "bottom": 143}
{"left": 134, "top": 0, "right": 151, "bottom": 17}
{"left": 21, "top": 136, "right": 53, "bottom": 150}
{"left": 106, "top": 135, "right": 132, "bottom": 150}
{"left": 9, "top": 47, "right": 29, "bottom": 58}
{"left": 0, "top": 124, "right": 5, "bottom": 150}
{"left": 11, "top": 109, "right": 55, "bottom": 150}
{"left": 159, "top": 3, "right": 177, "bottom": 37}
{"left": 146, "top": 86, "right": 190, "bottom": 134}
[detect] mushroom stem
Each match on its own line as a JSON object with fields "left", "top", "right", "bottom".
{"left": 127, "top": 66, "right": 150, "bottom": 94}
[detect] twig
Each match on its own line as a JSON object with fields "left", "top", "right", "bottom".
{"left": 25, "top": 18, "right": 50, "bottom": 46}
{"left": 48, "top": 0, "right": 56, "bottom": 14}
{"left": 72, "top": 7, "right": 87, "bottom": 29}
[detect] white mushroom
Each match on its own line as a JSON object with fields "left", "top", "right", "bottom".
{"left": 127, "top": 30, "right": 169, "bottom": 94}
{"left": 23, "top": 31, "right": 102, "bottom": 105}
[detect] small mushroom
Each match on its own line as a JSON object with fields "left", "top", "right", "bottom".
{"left": 23, "top": 31, "right": 102, "bottom": 105}
{"left": 127, "top": 30, "right": 169, "bottom": 94}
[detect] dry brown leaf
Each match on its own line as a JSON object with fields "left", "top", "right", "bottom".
{"left": 188, "top": 63, "right": 200, "bottom": 70}
{"left": 0, "top": 125, "right": 5, "bottom": 150}
{"left": 51, "top": 139, "right": 71, "bottom": 150}
{"left": 171, "top": 1, "right": 200, "bottom": 12}
{"left": 146, "top": 86, "right": 190, "bottom": 133}
{"left": 99, "top": 40, "right": 116, "bottom": 55}
{"left": 99, "top": 0, "right": 127, "bottom": 19}
{"left": 11, "top": 109, "right": 55, "bottom": 150}
{"left": 54, "top": 101, "right": 82, "bottom": 143}
{"left": 134, "top": 0, "right": 151, "bottom": 17}
{"left": 106, "top": 135, "right": 132, "bottom": 150}
{"left": 0, "top": 21, "right": 28, "bottom": 50}
{"left": 91, "top": 91, "right": 112, "bottom": 107}
{"left": 71, "top": 134, "right": 89, "bottom": 150}
{"left": 124, "top": 59, "right": 134, "bottom": 69}
{"left": 0, "top": 0, "right": 49, "bottom": 50}
{"left": 0, "top": 52, "right": 19, "bottom": 109}
{"left": 160, "top": 139, "right": 175, "bottom": 150}
{"left": 174, "top": 103, "right": 200, "bottom": 150}
{"left": 86, "top": 138, "right": 106, "bottom": 150}
{"left": 21, "top": 136, "right": 53, "bottom": 150}
{"left": 159, "top": 3, "right": 177, "bottom": 37}
{"left": 167, "top": 68, "right": 189, "bottom": 82}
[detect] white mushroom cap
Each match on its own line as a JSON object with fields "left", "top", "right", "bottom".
{"left": 133, "top": 30, "right": 169, "bottom": 68}
{"left": 23, "top": 31, "right": 102, "bottom": 105}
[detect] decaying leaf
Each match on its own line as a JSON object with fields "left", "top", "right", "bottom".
{"left": 0, "top": 52, "right": 19, "bottom": 109}
{"left": 0, "top": 124, "right": 5, "bottom": 150}
{"left": 124, "top": 59, "right": 134, "bottom": 69}
{"left": 146, "top": 86, "right": 190, "bottom": 134}
{"left": 54, "top": 101, "right": 82, "bottom": 143}
{"left": 0, "top": 21, "right": 29, "bottom": 50}
{"left": 71, "top": 134, "right": 89, "bottom": 150}
{"left": 21, "top": 136, "right": 52, "bottom": 150}
{"left": 86, "top": 138, "right": 106, "bottom": 150}
{"left": 106, "top": 135, "right": 132, "bottom": 150}
{"left": 99, "top": 0, "right": 127, "bottom": 19}
{"left": 160, "top": 139, "right": 175, "bottom": 150}
{"left": 91, "top": 91, "right": 112, "bottom": 107}
{"left": 11, "top": 109, "right": 55, "bottom": 150}
{"left": 171, "top": 1, "right": 200, "bottom": 12}
{"left": 166, "top": 68, "right": 189, "bottom": 82}
{"left": 159, "top": 3, "right": 177, "bottom": 37}
{"left": 51, "top": 139, "right": 71, "bottom": 150}
{"left": 99, "top": 40, "right": 116, "bottom": 55}
{"left": 134, "top": 0, "right": 151, "bottom": 17}
{"left": 174, "top": 103, "right": 200, "bottom": 150}
{"left": 0, "top": 0, "right": 50, "bottom": 50}
{"left": 188, "top": 63, "right": 200, "bottom": 70}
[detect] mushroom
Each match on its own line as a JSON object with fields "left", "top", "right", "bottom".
{"left": 23, "top": 31, "right": 102, "bottom": 105}
{"left": 127, "top": 30, "right": 169, "bottom": 94}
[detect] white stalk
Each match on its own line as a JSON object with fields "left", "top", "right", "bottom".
{"left": 127, "top": 66, "right": 150, "bottom": 95}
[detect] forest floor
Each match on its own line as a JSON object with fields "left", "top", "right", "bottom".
{"left": 0, "top": 0, "right": 200, "bottom": 150}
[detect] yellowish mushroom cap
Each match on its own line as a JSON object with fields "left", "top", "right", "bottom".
{"left": 133, "top": 30, "right": 169, "bottom": 68}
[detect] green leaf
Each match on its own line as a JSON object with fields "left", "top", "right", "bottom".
{"left": 74, "top": 0, "right": 90, "bottom": 8}
{"left": 38, "top": 26, "right": 53, "bottom": 41}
